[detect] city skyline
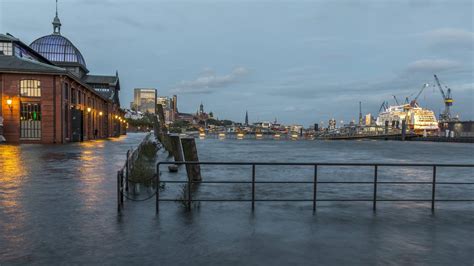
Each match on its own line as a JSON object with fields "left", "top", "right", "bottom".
{"left": 1, "top": 0, "right": 473, "bottom": 125}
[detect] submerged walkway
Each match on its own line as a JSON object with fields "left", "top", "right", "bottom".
{"left": 0, "top": 134, "right": 473, "bottom": 265}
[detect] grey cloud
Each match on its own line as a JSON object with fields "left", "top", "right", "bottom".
{"left": 405, "top": 59, "right": 463, "bottom": 73}
{"left": 171, "top": 67, "right": 250, "bottom": 94}
{"left": 424, "top": 28, "right": 474, "bottom": 49}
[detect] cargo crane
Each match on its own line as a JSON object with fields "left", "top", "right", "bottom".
{"left": 392, "top": 95, "right": 400, "bottom": 105}
{"left": 433, "top": 74, "right": 455, "bottom": 122}
{"left": 378, "top": 101, "right": 388, "bottom": 113}
{"left": 410, "top": 83, "right": 430, "bottom": 107}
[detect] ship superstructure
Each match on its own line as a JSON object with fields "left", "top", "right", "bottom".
{"left": 376, "top": 103, "right": 438, "bottom": 134}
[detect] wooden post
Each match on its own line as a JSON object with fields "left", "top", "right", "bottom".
{"left": 169, "top": 134, "right": 184, "bottom": 163}
{"left": 181, "top": 137, "right": 202, "bottom": 181}
{"left": 156, "top": 104, "right": 168, "bottom": 134}
{"left": 401, "top": 120, "right": 406, "bottom": 141}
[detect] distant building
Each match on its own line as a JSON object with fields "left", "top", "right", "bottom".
{"left": 133, "top": 88, "right": 156, "bottom": 114}
{"left": 194, "top": 102, "right": 209, "bottom": 122}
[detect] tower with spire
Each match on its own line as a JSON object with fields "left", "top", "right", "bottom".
{"left": 52, "top": 0, "right": 61, "bottom": 34}
{"left": 199, "top": 102, "right": 204, "bottom": 114}
{"left": 245, "top": 110, "right": 249, "bottom": 126}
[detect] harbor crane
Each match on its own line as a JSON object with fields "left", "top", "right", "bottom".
{"left": 392, "top": 95, "right": 400, "bottom": 105}
{"left": 378, "top": 101, "right": 388, "bottom": 113}
{"left": 433, "top": 74, "right": 455, "bottom": 122}
{"left": 410, "top": 83, "right": 430, "bottom": 107}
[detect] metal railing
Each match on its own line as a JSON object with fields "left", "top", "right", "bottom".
{"left": 117, "top": 133, "right": 155, "bottom": 212}
{"left": 152, "top": 162, "right": 474, "bottom": 214}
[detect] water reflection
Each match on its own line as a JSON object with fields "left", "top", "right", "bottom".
{"left": 0, "top": 136, "right": 472, "bottom": 265}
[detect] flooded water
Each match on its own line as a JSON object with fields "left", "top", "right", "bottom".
{"left": 1, "top": 133, "right": 473, "bottom": 265}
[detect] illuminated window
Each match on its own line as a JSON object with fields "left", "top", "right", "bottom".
{"left": 20, "top": 102, "right": 41, "bottom": 140}
{"left": 20, "top": 80, "right": 41, "bottom": 97}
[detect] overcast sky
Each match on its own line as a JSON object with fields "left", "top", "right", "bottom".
{"left": 1, "top": 0, "right": 473, "bottom": 126}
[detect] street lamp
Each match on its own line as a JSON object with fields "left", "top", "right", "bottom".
{"left": 6, "top": 98, "right": 13, "bottom": 112}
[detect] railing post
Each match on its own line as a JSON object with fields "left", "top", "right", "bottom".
{"left": 156, "top": 163, "right": 160, "bottom": 214}
{"left": 125, "top": 150, "right": 130, "bottom": 192}
{"left": 120, "top": 170, "right": 124, "bottom": 205}
{"left": 117, "top": 171, "right": 121, "bottom": 213}
{"left": 313, "top": 164, "right": 318, "bottom": 212}
{"left": 252, "top": 164, "right": 256, "bottom": 210}
{"left": 432, "top": 165, "right": 437, "bottom": 213}
{"left": 373, "top": 165, "right": 378, "bottom": 211}
{"left": 187, "top": 174, "right": 192, "bottom": 211}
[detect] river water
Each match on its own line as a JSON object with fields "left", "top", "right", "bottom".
{"left": 1, "top": 133, "right": 473, "bottom": 265}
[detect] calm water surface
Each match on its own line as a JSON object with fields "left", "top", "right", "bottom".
{"left": 0, "top": 133, "right": 473, "bottom": 265}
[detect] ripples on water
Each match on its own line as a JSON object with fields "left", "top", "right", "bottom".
{"left": 0, "top": 135, "right": 473, "bottom": 264}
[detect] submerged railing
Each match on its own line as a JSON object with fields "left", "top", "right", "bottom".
{"left": 118, "top": 161, "right": 474, "bottom": 214}
{"left": 117, "top": 133, "right": 155, "bottom": 212}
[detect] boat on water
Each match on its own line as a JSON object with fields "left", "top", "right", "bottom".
{"left": 376, "top": 103, "right": 438, "bottom": 134}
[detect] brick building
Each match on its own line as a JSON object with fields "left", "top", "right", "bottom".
{"left": 0, "top": 11, "right": 125, "bottom": 144}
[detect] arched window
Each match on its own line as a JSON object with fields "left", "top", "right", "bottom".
{"left": 20, "top": 80, "right": 41, "bottom": 97}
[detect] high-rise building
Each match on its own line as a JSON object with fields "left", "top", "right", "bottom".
{"left": 133, "top": 88, "right": 156, "bottom": 114}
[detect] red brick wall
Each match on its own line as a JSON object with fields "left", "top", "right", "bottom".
{"left": 1, "top": 72, "right": 123, "bottom": 144}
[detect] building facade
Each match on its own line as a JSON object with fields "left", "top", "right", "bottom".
{"left": 0, "top": 11, "right": 125, "bottom": 144}
{"left": 133, "top": 88, "right": 156, "bottom": 114}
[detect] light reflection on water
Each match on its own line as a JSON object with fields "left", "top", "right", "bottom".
{"left": 0, "top": 135, "right": 473, "bottom": 265}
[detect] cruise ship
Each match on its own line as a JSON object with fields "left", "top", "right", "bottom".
{"left": 376, "top": 103, "right": 439, "bottom": 134}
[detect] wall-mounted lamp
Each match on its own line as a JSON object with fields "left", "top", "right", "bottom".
{"left": 6, "top": 98, "right": 13, "bottom": 112}
{"left": 87, "top": 107, "right": 92, "bottom": 113}
{"left": 115, "top": 115, "right": 118, "bottom": 119}
{"left": 99, "top": 111, "right": 103, "bottom": 116}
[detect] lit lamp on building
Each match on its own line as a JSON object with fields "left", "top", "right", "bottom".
{"left": 99, "top": 111, "right": 103, "bottom": 116}
{"left": 115, "top": 115, "right": 118, "bottom": 119}
{"left": 6, "top": 98, "right": 13, "bottom": 112}
{"left": 87, "top": 107, "right": 92, "bottom": 113}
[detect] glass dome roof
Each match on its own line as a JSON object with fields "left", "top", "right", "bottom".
{"left": 30, "top": 34, "right": 86, "bottom": 68}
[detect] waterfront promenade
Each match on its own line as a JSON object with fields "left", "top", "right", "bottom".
{"left": 1, "top": 134, "right": 473, "bottom": 265}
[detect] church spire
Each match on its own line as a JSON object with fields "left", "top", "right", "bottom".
{"left": 245, "top": 110, "right": 249, "bottom": 126}
{"left": 52, "top": 0, "right": 62, "bottom": 34}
